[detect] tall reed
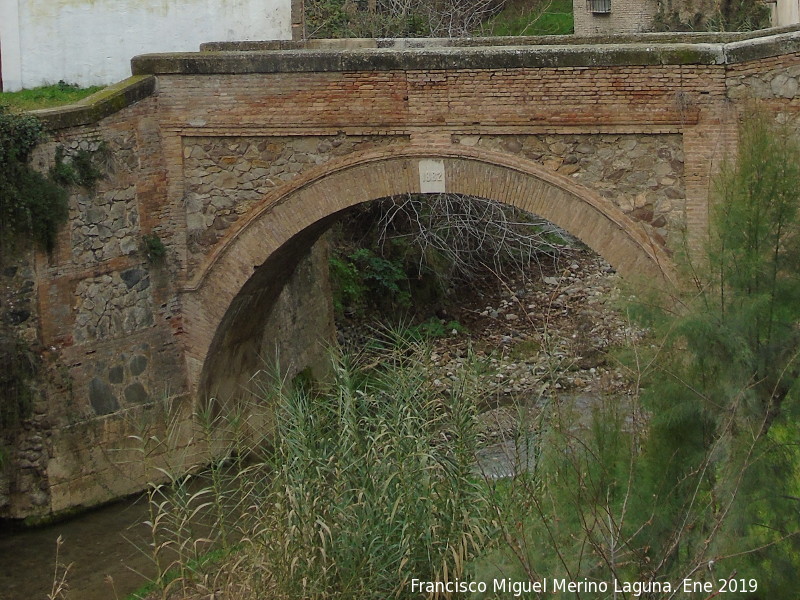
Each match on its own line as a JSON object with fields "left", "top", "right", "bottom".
{"left": 133, "top": 336, "right": 491, "bottom": 599}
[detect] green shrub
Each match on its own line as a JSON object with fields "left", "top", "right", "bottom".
{"left": 329, "top": 247, "right": 410, "bottom": 315}
{"left": 400, "top": 317, "right": 466, "bottom": 341}
{"left": 141, "top": 233, "right": 167, "bottom": 264}
{"left": 329, "top": 253, "right": 367, "bottom": 313}
{"left": 51, "top": 145, "right": 106, "bottom": 190}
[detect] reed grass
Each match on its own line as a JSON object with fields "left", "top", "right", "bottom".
{"left": 127, "top": 335, "right": 491, "bottom": 599}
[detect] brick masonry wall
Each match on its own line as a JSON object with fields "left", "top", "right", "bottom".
{"left": 155, "top": 62, "right": 725, "bottom": 270}
{"left": 155, "top": 65, "right": 708, "bottom": 130}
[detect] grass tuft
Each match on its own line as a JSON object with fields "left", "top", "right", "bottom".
{"left": 0, "top": 81, "right": 104, "bottom": 112}
{"left": 480, "top": 0, "right": 573, "bottom": 36}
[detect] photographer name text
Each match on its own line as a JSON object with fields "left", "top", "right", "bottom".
{"left": 411, "top": 576, "right": 758, "bottom": 597}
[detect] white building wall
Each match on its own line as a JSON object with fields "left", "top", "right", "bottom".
{"left": 771, "top": 0, "right": 800, "bottom": 26}
{"left": 1, "top": 0, "right": 291, "bottom": 92}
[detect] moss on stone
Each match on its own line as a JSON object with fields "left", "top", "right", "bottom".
{"left": 29, "top": 76, "right": 156, "bottom": 131}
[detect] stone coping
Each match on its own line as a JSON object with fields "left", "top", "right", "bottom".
{"left": 133, "top": 27, "right": 800, "bottom": 74}
{"left": 27, "top": 75, "right": 156, "bottom": 131}
{"left": 200, "top": 23, "right": 800, "bottom": 51}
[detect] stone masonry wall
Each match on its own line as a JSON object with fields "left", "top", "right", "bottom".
{"left": 1, "top": 96, "right": 199, "bottom": 518}
{"left": 32, "top": 98, "right": 183, "bottom": 424}
{"left": 0, "top": 249, "right": 53, "bottom": 517}
{"left": 182, "top": 134, "right": 406, "bottom": 274}
{"left": 727, "top": 51, "right": 800, "bottom": 100}
{"left": 258, "top": 235, "right": 334, "bottom": 385}
{"left": 453, "top": 133, "right": 684, "bottom": 245}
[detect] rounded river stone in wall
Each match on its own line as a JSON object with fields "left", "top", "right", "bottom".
{"left": 89, "top": 378, "right": 119, "bottom": 415}
{"left": 129, "top": 355, "right": 148, "bottom": 377}
{"left": 124, "top": 382, "right": 149, "bottom": 404}
{"left": 108, "top": 365, "right": 124, "bottom": 384}
{"left": 120, "top": 268, "right": 145, "bottom": 289}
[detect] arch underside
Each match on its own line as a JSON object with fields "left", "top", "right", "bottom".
{"left": 182, "top": 145, "right": 675, "bottom": 398}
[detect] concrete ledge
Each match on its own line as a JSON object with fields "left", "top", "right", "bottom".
{"left": 133, "top": 43, "right": 727, "bottom": 75}
{"left": 135, "top": 27, "right": 800, "bottom": 75}
{"left": 28, "top": 75, "right": 156, "bottom": 130}
{"left": 200, "top": 24, "right": 800, "bottom": 52}
{"left": 724, "top": 29, "right": 800, "bottom": 62}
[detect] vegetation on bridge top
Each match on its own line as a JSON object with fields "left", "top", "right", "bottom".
{"left": 0, "top": 81, "right": 104, "bottom": 112}
{"left": 0, "top": 106, "right": 68, "bottom": 252}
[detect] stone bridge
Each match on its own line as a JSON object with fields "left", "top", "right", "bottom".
{"left": 3, "top": 27, "right": 800, "bottom": 519}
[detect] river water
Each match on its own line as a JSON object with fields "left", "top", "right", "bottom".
{"left": 0, "top": 433, "right": 535, "bottom": 600}
{"left": 0, "top": 441, "right": 525, "bottom": 600}
{"left": 0, "top": 393, "right": 607, "bottom": 600}
{"left": 0, "top": 494, "right": 155, "bottom": 600}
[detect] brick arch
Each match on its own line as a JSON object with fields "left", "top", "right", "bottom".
{"left": 182, "top": 144, "right": 675, "bottom": 396}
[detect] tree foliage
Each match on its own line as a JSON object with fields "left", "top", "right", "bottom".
{"left": 475, "top": 109, "right": 800, "bottom": 596}
{"left": 632, "top": 108, "right": 800, "bottom": 592}
{"left": 654, "top": 0, "right": 770, "bottom": 32}
{"left": 717, "top": 0, "right": 771, "bottom": 30}
{"left": 303, "top": 0, "right": 571, "bottom": 38}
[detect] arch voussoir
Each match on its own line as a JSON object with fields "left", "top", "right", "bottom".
{"left": 182, "top": 144, "right": 675, "bottom": 397}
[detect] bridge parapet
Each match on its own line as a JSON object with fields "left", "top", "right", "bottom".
{"left": 198, "top": 23, "right": 800, "bottom": 51}
{"left": 132, "top": 26, "right": 800, "bottom": 74}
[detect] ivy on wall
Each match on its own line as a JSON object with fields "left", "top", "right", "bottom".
{"left": 0, "top": 332, "right": 35, "bottom": 430}
{"left": 0, "top": 106, "right": 69, "bottom": 252}
{"left": 0, "top": 108, "right": 108, "bottom": 433}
